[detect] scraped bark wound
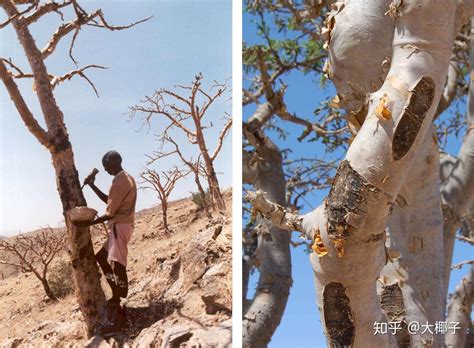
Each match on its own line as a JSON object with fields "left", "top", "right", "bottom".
{"left": 323, "top": 282, "right": 355, "bottom": 348}
{"left": 326, "top": 160, "right": 383, "bottom": 252}
{"left": 392, "top": 76, "right": 436, "bottom": 160}
{"left": 380, "top": 283, "right": 411, "bottom": 347}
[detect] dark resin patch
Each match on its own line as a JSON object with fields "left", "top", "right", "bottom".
{"left": 380, "top": 283, "right": 410, "bottom": 347}
{"left": 323, "top": 282, "right": 355, "bottom": 347}
{"left": 50, "top": 130, "right": 71, "bottom": 154}
{"left": 392, "top": 76, "right": 435, "bottom": 161}
{"left": 326, "top": 160, "right": 374, "bottom": 238}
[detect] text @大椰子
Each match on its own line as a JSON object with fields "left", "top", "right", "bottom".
{"left": 373, "top": 321, "right": 461, "bottom": 335}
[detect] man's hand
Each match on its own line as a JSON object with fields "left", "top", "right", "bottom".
{"left": 73, "top": 214, "right": 110, "bottom": 228}
{"left": 84, "top": 171, "right": 97, "bottom": 186}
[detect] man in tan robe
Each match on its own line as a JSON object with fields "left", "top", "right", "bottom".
{"left": 75, "top": 150, "right": 137, "bottom": 305}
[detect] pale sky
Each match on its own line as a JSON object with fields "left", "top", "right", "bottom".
{"left": 0, "top": 0, "right": 232, "bottom": 235}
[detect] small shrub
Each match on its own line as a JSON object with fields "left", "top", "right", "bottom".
{"left": 191, "top": 190, "right": 212, "bottom": 210}
{"left": 48, "top": 259, "right": 75, "bottom": 298}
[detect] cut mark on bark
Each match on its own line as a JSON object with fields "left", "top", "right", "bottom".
{"left": 323, "top": 282, "right": 355, "bottom": 347}
{"left": 392, "top": 76, "right": 435, "bottom": 161}
{"left": 50, "top": 130, "right": 71, "bottom": 154}
{"left": 326, "top": 160, "right": 380, "bottom": 251}
{"left": 380, "top": 282, "right": 411, "bottom": 347}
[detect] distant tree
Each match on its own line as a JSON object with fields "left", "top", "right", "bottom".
{"left": 0, "top": 0, "right": 149, "bottom": 335}
{"left": 141, "top": 167, "right": 185, "bottom": 233}
{"left": 0, "top": 228, "right": 66, "bottom": 301}
{"left": 130, "top": 73, "right": 232, "bottom": 211}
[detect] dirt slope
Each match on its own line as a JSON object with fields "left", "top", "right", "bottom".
{"left": 0, "top": 190, "right": 232, "bottom": 347}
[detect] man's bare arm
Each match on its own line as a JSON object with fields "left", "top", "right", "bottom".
{"left": 74, "top": 214, "right": 110, "bottom": 227}
{"left": 89, "top": 183, "right": 108, "bottom": 203}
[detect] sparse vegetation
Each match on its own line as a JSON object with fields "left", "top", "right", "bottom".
{"left": 47, "top": 259, "right": 75, "bottom": 299}
{"left": 0, "top": 228, "right": 67, "bottom": 301}
{"left": 191, "top": 190, "right": 212, "bottom": 211}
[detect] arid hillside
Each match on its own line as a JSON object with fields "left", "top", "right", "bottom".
{"left": 0, "top": 190, "right": 232, "bottom": 347}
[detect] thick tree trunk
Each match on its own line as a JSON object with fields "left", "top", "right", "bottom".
{"left": 304, "top": 1, "right": 458, "bottom": 346}
{"left": 2, "top": 3, "right": 105, "bottom": 336}
{"left": 242, "top": 103, "right": 292, "bottom": 347}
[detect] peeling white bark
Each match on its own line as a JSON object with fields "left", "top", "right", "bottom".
{"left": 306, "top": 1, "right": 458, "bottom": 346}
{"left": 381, "top": 127, "right": 445, "bottom": 347}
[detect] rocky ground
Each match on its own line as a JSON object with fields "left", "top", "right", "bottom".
{"left": 0, "top": 190, "right": 232, "bottom": 347}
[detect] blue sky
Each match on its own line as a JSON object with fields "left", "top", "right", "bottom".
{"left": 243, "top": 8, "right": 473, "bottom": 348}
{"left": 0, "top": 0, "right": 232, "bottom": 235}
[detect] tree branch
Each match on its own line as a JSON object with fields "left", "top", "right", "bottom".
{"left": 245, "top": 190, "right": 304, "bottom": 233}
{"left": 445, "top": 266, "right": 473, "bottom": 347}
{"left": 211, "top": 115, "right": 232, "bottom": 161}
{"left": 23, "top": 0, "right": 72, "bottom": 26}
{"left": 451, "top": 259, "right": 474, "bottom": 270}
{"left": 0, "top": 59, "right": 50, "bottom": 148}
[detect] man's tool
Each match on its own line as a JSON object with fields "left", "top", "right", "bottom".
{"left": 81, "top": 168, "right": 99, "bottom": 189}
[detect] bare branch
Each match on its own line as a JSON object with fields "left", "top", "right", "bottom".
{"left": 0, "top": 0, "right": 37, "bottom": 29}
{"left": 89, "top": 10, "right": 152, "bottom": 31}
{"left": 51, "top": 64, "right": 107, "bottom": 94}
{"left": 245, "top": 190, "right": 304, "bottom": 233}
{"left": 211, "top": 115, "right": 232, "bottom": 161}
{"left": 23, "top": 1, "right": 72, "bottom": 26}
{"left": 456, "top": 235, "right": 474, "bottom": 245}
{"left": 452, "top": 259, "right": 474, "bottom": 270}
{"left": 41, "top": 9, "right": 101, "bottom": 59}
{"left": 0, "top": 59, "right": 50, "bottom": 148}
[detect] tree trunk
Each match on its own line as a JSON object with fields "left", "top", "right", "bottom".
{"left": 243, "top": 103, "right": 292, "bottom": 347}
{"left": 41, "top": 278, "right": 58, "bottom": 302}
{"left": 193, "top": 170, "right": 212, "bottom": 217}
{"left": 162, "top": 200, "right": 169, "bottom": 233}
{"left": 3, "top": 3, "right": 105, "bottom": 336}
{"left": 445, "top": 266, "right": 473, "bottom": 348}
{"left": 193, "top": 114, "right": 225, "bottom": 211}
{"left": 441, "top": 17, "right": 474, "bottom": 302}
{"left": 303, "top": 1, "right": 458, "bottom": 345}
{"left": 380, "top": 128, "right": 445, "bottom": 347}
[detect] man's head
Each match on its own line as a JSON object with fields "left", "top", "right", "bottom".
{"left": 102, "top": 151, "right": 123, "bottom": 176}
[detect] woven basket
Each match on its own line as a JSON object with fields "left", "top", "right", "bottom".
{"left": 69, "top": 207, "right": 97, "bottom": 222}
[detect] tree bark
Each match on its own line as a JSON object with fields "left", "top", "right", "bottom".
{"left": 303, "top": 1, "right": 458, "bottom": 346}
{"left": 194, "top": 121, "right": 226, "bottom": 211}
{"left": 41, "top": 278, "right": 58, "bottom": 302}
{"left": 162, "top": 200, "right": 169, "bottom": 233}
{"left": 445, "top": 266, "right": 473, "bottom": 348}
{"left": 441, "top": 17, "right": 474, "bottom": 302}
{"left": 1, "top": 2, "right": 105, "bottom": 336}
{"left": 242, "top": 103, "right": 292, "bottom": 347}
{"left": 380, "top": 127, "right": 445, "bottom": 347}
